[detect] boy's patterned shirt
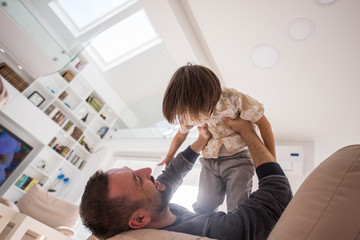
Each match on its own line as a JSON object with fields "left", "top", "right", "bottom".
{"left": 180, "top": 88, "right": 264, "bottom": 158}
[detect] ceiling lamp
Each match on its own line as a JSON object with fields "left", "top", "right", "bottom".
{"left": 251, "top": 44, "right": 280, "bottom": 69}
{"left": 288, "top": 18, "right": 315, "bottom": 41}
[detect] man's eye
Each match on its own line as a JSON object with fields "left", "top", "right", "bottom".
{"left": 137, "top": 176, "right": 143, "bottom": 184}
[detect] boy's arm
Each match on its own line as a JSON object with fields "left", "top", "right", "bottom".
{"left": 158, "top": 130, "right": 188, "bottom": 166}
{"left": 255, "top": 115, "right": 276, "bottom": 158}
{"left": 156, "top": 125, "right": 211, "bottom": 192}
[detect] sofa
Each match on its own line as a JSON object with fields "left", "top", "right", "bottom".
{"left": 88, "top": 144, "right": 360, "bottom": 240}
{"left": 0, "top": 183, "right": 79, "bottom": 239}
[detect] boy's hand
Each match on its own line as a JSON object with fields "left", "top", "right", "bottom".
{"left": 158, "top": 155, "right": 174, "bottom": 167}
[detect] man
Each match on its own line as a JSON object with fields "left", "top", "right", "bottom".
{"left": 80, "top": 117, "right": 292, "bottom": 240}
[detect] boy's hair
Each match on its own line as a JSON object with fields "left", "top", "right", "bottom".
{"left": 162, "top": 63, "right": 222, "bottom": 124}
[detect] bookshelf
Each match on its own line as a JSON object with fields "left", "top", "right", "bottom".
{"left": 3, "top": 55, "right": 118, "bottom": 200}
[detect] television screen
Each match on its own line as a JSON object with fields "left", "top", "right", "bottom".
{"left": 0, "top": 124, "right": 33, "bottom": 187}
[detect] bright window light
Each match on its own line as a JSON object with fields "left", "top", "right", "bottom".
{"left": 57, "top": 0, "right": 132, "bottom": 29}
{"left": 90, "top": 9, "right": 161, "bottom": 65}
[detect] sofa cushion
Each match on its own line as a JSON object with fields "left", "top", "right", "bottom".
{"left": 16, "top": 183, "right": 79, "bottom": 229}
{"left": 268, "top": 144, "right": 360, "bottom": 240}
{"left": 108, "top": 229, "right": 215, "bottom": 240}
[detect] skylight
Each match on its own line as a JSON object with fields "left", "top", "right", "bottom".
{"left": 50, "top": 0, "right": 162, "bottom": 70}
{"left": 56, "top": 0, "right": 135, "bottom": 31}
{"left": 89, "top": 9, "right": 161, "bottom": 66}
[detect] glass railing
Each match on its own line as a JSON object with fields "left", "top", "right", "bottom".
{"left": 107, "top": 126, "right": 199, "bottom": 139}
{"left": 0, "top": 0, "right": 100, "bottom": 72}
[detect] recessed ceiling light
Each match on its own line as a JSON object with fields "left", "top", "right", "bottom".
{"left": 0, "top": 48, "right": 5, "bottom": 53}
{"left": 315, "top": 0, "right": 338, "bottom": 6}
{"left": 251, "top": 44, "right": 280, "bottom": 69}
{"left": 18, "top": 65, "right": 23, "bottom": 70}
{"left": 288, "top": 18, "right": 315, "bottom": 41}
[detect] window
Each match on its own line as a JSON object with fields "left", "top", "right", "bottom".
{"left": 50, "top": 0, "right": 162, "bottom": 70}
{"left": 88, "top": 10, "right": 161, "bottom": 70}
{"left": 50, "top": 0, "right": 137, "bottom": 35}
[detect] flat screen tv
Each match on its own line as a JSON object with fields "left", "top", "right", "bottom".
{"left": 0, "top": 124, "right": 33, "bottom": 187}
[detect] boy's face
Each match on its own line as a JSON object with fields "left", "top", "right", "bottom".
{"left": 192, "top": 112, "right": 210, "bottom": 126}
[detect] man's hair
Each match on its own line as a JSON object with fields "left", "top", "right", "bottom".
{"left": 162, "top": 63, "right": 222, "bottom": 124}
{"left": 79, "top": 170, "right": 144, "bottom": 240}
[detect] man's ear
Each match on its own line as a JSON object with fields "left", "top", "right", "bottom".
{"left": 128, "top": 209, "right": 152, "bottom": 229}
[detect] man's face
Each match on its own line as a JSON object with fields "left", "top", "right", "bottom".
{"left": 106, "top": 167, "right": 168, "bottom": 213}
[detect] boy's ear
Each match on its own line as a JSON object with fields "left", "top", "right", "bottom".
{"left": 128, "top": 209, "right": 152, "bottom": 229}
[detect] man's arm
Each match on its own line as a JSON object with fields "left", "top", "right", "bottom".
{"left": 256, "top": 115, "right": 276, "bottom": 158}
{"left": 223, "top": 117, "right": 276, "bottom": 167}
{"left": 156, "top": 124, "right": 211, "bottom": 193}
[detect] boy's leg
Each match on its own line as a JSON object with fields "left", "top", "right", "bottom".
{"left": 220, "top": 150, "right": 254, "bottom": 211}
{"left": 192, "top": 157, "right": 225, "bottom": 214}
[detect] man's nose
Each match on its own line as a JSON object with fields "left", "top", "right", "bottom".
{"left": 137, "top": 167, "right": 152, "bottom": 179}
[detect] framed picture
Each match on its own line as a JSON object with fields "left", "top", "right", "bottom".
{"left": 28, "top": 91, "right": 45, "bottom": 107}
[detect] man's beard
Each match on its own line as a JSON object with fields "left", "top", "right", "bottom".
{"left": 157, "top": 186, "right": 172, "bottom": 212}
{"left": 150, "top": 176, "right": 172, "bottom": 213}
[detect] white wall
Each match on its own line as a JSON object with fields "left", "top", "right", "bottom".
{"left": 0, "top": 8, "right": 57, "bottom": 78}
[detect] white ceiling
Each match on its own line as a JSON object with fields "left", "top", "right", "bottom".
{"left": 106, "top": 0, "right": 360, "bottom": 150}
{"left": 1, "top": 0, "right": 359, "bottom": 162}
{"left": 126, "top": 0, "right": 360, "bottom": 162}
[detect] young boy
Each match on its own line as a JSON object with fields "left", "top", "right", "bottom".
{"left": 159, "top": 63, "right": 276, "bottom": 214}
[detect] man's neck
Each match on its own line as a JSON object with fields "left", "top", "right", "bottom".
{"left": 146, "top": 208, "right": 177, "bottom": 229}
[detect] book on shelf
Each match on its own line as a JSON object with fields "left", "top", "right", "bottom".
{"left": 73, "top": 156, "right": 85, "bottom": 169}
{"left": 57, "top": 114, "right": 67, "bottom": 126}
{"left": 58, "top": 91, "right": 68, "bottom": 101}
{"left": 15, "top": 174, "right": 38, "bottom": 191}
{"left": 70, "top": 154, "right": 80, "bottom": 164}
{"left": 77, "top": 159, "right": 86, "bottom": 170}
{"left": 20, "top": 176, "right": 33, "bottom": 190}
{"left": 63, "top": 120, "right": 74, "bottom": 132}
{"left": 51, "top": 110, "right": 69, "bottom": 127}
{"left": 24, "top": 178, "right": 39, "bottom": 192}
{"left": 52, "top": 110, "right": 63, "bottom": 121}
{"left": 48, "top": 137, "right": 57, "bottom": 148}
{"left": 71, "top": 126, "right": 83, "bottom": 141}
{"left": 66, "top": 151, "right": 86, "bottom": 169}
{"left": 59, "top": 146, "right": 71, "bottom": 157}
{"left": 15, "top": 174, "right": 28, "bottom": 187}
{"left": 0, "top": 62, "right": 29, "bottom": 92}
{"left": 61, "top": 70, "right": 75, "bottom": 83}
{"left": 44, "top": 104, "right": 56, "bottom": 116}
{"left": 66, "top": 149, "right": 74, "bottom": 161}
{"left": 86, "top": 94, "right": 103, "bottom": 112}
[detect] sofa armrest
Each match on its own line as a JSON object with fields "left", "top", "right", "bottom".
{"left": 0, "top": 198, "right": 19, "bottom": 212}
{"left": 56, "top": 226, "right": 76, "bottom": 237}
{"left": 268, "top": 144, "right": 360, "bottom": 240}
{"left": 0, "top": 204, "right": 72, "bottom": 240}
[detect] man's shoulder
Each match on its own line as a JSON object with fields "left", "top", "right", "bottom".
{"left": 169, "top": 203, "right": 192, "bottom": 215}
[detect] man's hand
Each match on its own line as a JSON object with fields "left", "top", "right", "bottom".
{"left": 222, "top": 117, "right": 254, "bottom": 137}
{"left": 223, "top": 117, "right": 276, "bottom": 167}
{"left": 197, "top": 123, "right": 212, "bottom": 142}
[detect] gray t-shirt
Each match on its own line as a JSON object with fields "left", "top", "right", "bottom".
{"left": 157, "top": 146, "right": 292, "bottom": 240}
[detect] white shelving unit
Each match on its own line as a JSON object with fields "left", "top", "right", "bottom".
{"left": 2, "top": 56, "right": 118, "bottom": 200}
